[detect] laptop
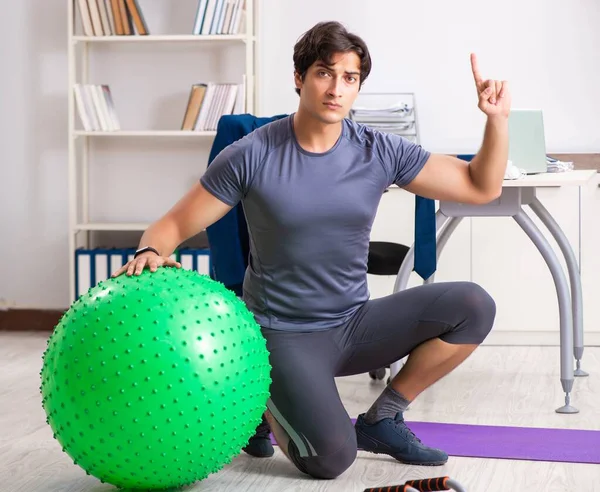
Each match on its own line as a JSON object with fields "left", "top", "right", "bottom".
{"left": 508, "top": 109, "right": 548, "bottom": 174}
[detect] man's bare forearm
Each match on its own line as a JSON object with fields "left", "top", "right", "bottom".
{"left": 469, "top": 115, "right": 509, "bottom": 199}
{"left": 137, "top": 217, "right": 184, "bottom": 257}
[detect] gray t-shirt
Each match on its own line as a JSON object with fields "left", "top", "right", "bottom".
{"left": 201, "top": 114, "right": 430, "bottom": 331}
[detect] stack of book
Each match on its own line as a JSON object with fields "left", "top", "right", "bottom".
{"left": 73, "top": 81, "right": 245, "bottom": 132}
{"left": 76, "top": 0, "right": 149, "bottom": 36}
{"left": 181, "top": 82, "right": 245, "bottom": 131}
{"left": 192, "top": 0, "right": 246, "bottom": 35}
{"left": 75, "top": 0, "right": 246, "bottom": 37}
{"left": 74, "top": 84, "right": 121, "bottom": 131}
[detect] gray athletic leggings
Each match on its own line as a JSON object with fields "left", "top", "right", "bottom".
{"left": 262, "top": 281, "right": 496, "bottom": 479}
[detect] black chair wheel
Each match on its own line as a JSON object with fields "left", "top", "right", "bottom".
{"left": 369, "top": 367, "right": 387, "bottom": 380}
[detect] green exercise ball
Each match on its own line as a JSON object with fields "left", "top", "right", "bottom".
{"left": 40, "top": 267, "right": 271, "bottom": 490}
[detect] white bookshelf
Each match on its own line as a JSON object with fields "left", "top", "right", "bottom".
{"left": 72, "top": 34, "right": 252, "bottom": 43}
{"left": 75, "top": 223, "right": 151, "bottom": 231}
{"left": 73, "top": 130, "right": 218, "bottom": 137}
{"left": 67, "top": 0, "right": 257, "bottom": 301}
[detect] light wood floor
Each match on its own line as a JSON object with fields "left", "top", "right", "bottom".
{"left": 1, "top": 332, "right": 599, "bottom": 492}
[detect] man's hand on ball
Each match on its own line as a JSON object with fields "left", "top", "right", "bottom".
{"left": 470, "top": 53, "right": 511, "bottom": 119}
{"left": 111, "top": 252, "right": 182, "bottom": 278}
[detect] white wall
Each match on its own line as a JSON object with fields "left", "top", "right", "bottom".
{"left": 1, "top": 0, "right": 599, "bottom": 310}
{"left": 257, "top": 0, "right": 600, "bottom": 153}
{"left": 1, "top": 2, "right": 70, "bottom": 310}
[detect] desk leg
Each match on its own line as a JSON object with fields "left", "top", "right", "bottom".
{"left": 529, "top": 197, "right": 588, "bottom": 377}
{"left": 389, "top": 212, "right": 460, "bottom": 379}
{"left": 513, "top": 209, "right": 578, "bottom": 414}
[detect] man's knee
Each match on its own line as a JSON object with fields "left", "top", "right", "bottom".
{"left": 288, "top": 432, "right": 357, "bottom": 479}
{"left": 443, "top": 281, "right": 496, "bottom": 344}
{"left": 463, "top": 281, "right": 496, "bottom": 325}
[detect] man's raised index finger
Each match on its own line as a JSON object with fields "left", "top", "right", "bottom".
{"left": 470, "top": 53, "right": 483, "bottom": 85}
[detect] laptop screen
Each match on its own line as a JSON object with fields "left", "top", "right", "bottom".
{"left": 508, "top": 109, "right": 547, "bottom": 175}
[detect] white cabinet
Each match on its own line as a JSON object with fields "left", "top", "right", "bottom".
{"left": 470, "top": 186, "right": 580, "bottom": 333}
{"left": 368, "top": 187, "right": 413, "bottom": 299}
{"left": 368, "top": 187, "right": 471, "bottom": 299}
{"left": 370, "top": 187, "right": 415, "bottom": 246}
{"left": 580, "top": 173, "right": 600, "bottom": 334}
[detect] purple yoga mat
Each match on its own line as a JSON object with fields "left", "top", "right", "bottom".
{"left": 270, "top": 420, "right": 600, "bottom": 464}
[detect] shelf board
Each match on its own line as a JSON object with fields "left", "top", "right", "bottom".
{"left": 72, "top": 34, "right": 251, "bottom": 43}
{"left": 74, "top": 130, "right": 216, "bottom": 137}
{"left": 75, "top": 223, "right": 150, "bottom": 231}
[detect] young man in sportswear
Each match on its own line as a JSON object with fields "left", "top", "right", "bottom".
{"left": 113, "top": 21, "right": 510, "bottom": 479}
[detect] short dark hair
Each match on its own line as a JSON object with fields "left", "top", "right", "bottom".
{"left": 293, "top": 21, "right": 372, "bottom": 96}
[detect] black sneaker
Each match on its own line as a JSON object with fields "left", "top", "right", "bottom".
{"left": 242, "top": 413, "right": 274, "bottom": 458}
{"left": 355, "top": 412, "right": 448, "bottom": 466}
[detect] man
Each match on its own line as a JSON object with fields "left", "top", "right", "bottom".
{"left": 113, "top": 21, "right": 509, "bottom": 480}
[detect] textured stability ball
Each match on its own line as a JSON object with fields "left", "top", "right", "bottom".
{"left": 40, "top": 268, "right": 271, "bottom": 490}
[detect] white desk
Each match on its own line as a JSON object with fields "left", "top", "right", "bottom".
{"left": 390, "top": 170, "right": 596, "bottom": 414}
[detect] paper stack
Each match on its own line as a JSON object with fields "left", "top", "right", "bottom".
{"left": 349, "top": 93, "right": 418, "bottom": 142}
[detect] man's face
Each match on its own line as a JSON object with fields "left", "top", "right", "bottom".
{"left": 295, "top": 51, "right": 361, "bottom": 124}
